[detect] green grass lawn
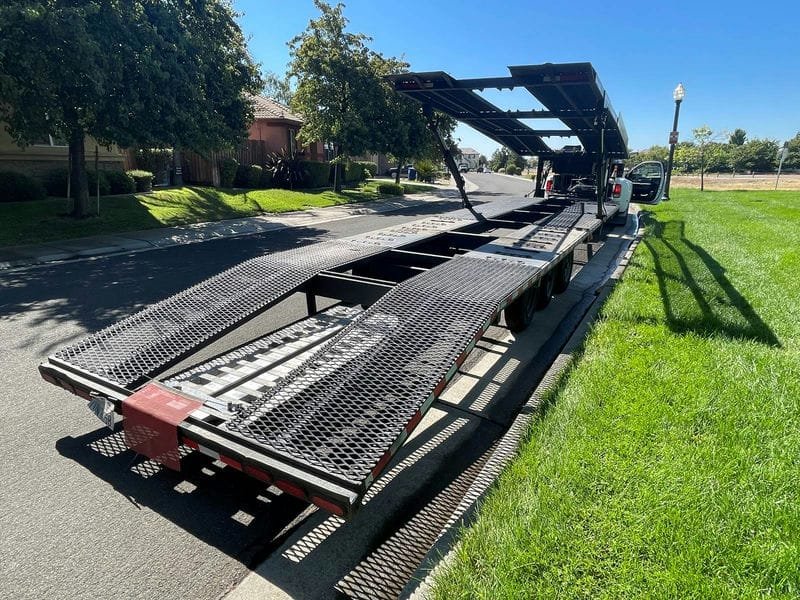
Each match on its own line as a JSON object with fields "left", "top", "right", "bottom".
{"left": 0, "top": 181, "right": 435, "bottom": 247}
{"left": 433, "top": 189, "right": 800, "bottom": 598}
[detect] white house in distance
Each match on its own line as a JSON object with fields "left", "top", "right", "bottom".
{"left": 456, "top": 147, "right": 481, "bottom": 170}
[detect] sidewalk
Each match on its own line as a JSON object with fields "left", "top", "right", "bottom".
{"left": 0, "top": 189, "right": 466, "bottom": 270}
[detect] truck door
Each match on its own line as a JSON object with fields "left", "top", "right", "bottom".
{"left": 626, "top": 161, "right": 666, "bottom": 204}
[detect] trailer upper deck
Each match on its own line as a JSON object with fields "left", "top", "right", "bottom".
{"left": 386, "top": 62, "right": 628, "bottom": 160}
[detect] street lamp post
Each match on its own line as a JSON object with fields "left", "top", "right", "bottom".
{"left": 663, "top": 82, "right": 685, "bottom": 200}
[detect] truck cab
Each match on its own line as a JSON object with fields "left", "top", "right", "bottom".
{"left": 608, "top": 160, "right": 666, "bottom": 224}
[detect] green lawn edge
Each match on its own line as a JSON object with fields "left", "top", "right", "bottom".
{"left": 0, "top": 181, "right": 435, "bottom": 248}
{"left": 432, "top": 188, "right": 800, "bottom": 599}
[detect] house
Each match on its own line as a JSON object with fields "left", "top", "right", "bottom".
{"left": 248, "top": 95, "right": 325, "bottom": 161}
{"left": 456, "top": 147, "right": 481, "bottom": 170}
{"left": 0, "top": 127, "right": 126, "bottom": 177}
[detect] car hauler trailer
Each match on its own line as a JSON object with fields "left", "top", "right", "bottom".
{"left": 40, "top": 62, "right": 630, "bottom": 518}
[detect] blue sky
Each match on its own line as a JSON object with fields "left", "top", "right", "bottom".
{"left": 234, "top": 0, "right": 799, "bottom": 157}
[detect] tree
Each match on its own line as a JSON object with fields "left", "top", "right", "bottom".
{"left": 740, "top": 139, "right": 779, "bottom": 173}
{"left": 262, "top": 70, "right": 294, "bottom": 106}
{"left": 729, "top": 128, "right": 747, "bottom": 146}
{"left": 627, "top": 145, "right": 669, "bottom": 168}
{"left": 289, "top": 1, "right": 382, "bottom": 191}
{"left": 693, "top": 125, "right": 713, "bottom": 191}
{"left": 370, "top": 54, "right": 455, "bottom": 184}
{"left": 0, "top": 1, "right": 261, "bottom": 217}
{"left": 784, "top": 132, "right": 800, "bottom": 170}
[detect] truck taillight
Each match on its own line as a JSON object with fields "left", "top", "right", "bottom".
{"left": 545, "top": 179, "right": 553, "bottom": 192}
{"left": 611, "top": 183, "right": 622, "bottom": 198}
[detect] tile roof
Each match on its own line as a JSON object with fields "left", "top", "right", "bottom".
{"left": 250, "top": 94, "right": 303, "bottom": 124}
{"left": 459, "top": 147, "right": 480, "bottom": 155}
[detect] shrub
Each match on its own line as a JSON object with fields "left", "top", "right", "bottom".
{"left": 135, "top": 148, "right": 173, "bottom": 184}
{"left": 87, "top": 170, "right": 111, "bottom": 196}
{"left": 126, "top": 170, "right": 154, "bottom": 192}
{"left": 244, "top": 165, "right": 262, "bottom": 188}
{"left": 219, "top": 158, "right": 238, "bottom": 187}
{"left": 343, "top": 161, "right": 367, "bottom": 183}
{"left": 506, "top": 164, "right": 520, "bottom": 175}
{"left": 353, "top": 161, "right": 377, "bottom": 178}
{"left": 0, "top": 171, "right": 47, "bottom": 202}
{"left": 376, "top": 182, "right": 403, "bottom": 196}
{"left": 234, "top": 164, "right": 250, "bottom": 187}
{"left": 414, "top": 159, "right": 438, "bottom": 183}
{"left": 44, "top": 167, "right": 112, "bottom": 196}
{"left": 104, "top": 170, "right": 135, "bottom": 194}
{"left": 299, "top": 160, "right": 331, "bottom": 188}
{"left": 266, "top": 151, "right": 306, "bottom": 189}
{"left": 259, "top": 167, "right": 273, "bottom": 189}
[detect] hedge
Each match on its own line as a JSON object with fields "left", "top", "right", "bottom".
{"left": 126, "top": 170, "right": 154, "bottom": 192}
{"left": 376, "top": 182, "right": 403, "bottom": 196}
{"left": 44, "top": 168, "right": 119, "bottom": 197}
{"left": 0, "top": 171, "right": 47, "bottom": 202}
{"left": 353, "top": 161, "right": 377, "bottom": 178}
{"left": 299, "top": 160, "right": 331, "bottom": 188}
{"left": 259, "top": 168, "right": 273, "bottom": 189}
{"left": 219, "top": 158, "right": 238, "bottom": 188}
{"left": 344, "top": 161, "right": 367, "bottom": 183}
{"left": 104, "top": 170, "right": 135, "bottom": 194}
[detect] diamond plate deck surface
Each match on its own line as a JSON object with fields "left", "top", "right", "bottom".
{"left": 51, "top": 199, "right": 535, "bottom": 389}
{"left": 224, "top": 255, "right": 541, "bottom": 490}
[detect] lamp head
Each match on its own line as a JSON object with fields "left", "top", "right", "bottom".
{"left": 673, "top": 82, "right": 685, "bottom": 102}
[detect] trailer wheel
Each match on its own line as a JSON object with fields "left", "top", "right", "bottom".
{"left": 535, "top": 271, "right": 555, "bottom": 309}
{"left": 505, "top": 287, "right": 536, "bottom": 332}
{"left": 553, "top": 251, "right": 574, "bottom": 294}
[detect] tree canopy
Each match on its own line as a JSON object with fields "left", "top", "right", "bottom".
{"left": 0, "top": 1, "right": 261, "bottom": 216}
{"left": 262, "top": 70, "right": 294, "bottom": 107}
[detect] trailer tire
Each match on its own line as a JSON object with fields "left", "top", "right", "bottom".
{"left": 535, "top": 271, "right": 555, "bottom": 309}
{"left": 505, "top": 287, "right": 536, "bottom": 332}
{"left": 553, "top": 251, "right": 574, "bottom": 294}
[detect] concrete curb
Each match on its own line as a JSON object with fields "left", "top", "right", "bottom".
{"left": 401, "top": 209, "right": 644, "bottom": 598}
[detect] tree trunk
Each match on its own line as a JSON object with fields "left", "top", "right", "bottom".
{"left": 395, "top": 158, "right": 402, "bottom": 185}
{"left": 69, "top": 127, "right": 90, "bottom": 218}
{"left": 333, "top": 144, "right": 343, "bottom": 192}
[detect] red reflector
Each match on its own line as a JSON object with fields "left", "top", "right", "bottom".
{"left": 612, "top": 183, "right": 622, "bottom": 198}
{"left": 182, "top": 437, "right": 199, "bottom": 450}
{"left": 75, "top": 387, "right": 92, "bottom": 400}
{"left": 244, "top": 465, "right": 272, "bottom": 483}
{"left": 310, "top": 495, "right": 345, "bottom": 516}
{"left": 275, "top": 479, "right": 307, "bottom": 500}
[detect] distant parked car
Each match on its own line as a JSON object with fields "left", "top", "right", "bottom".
{"left": 388, "top": 164, "right": 414, "bottom": 177}
{"left": 458, "top": 163, "right": 469, "bottom": 172}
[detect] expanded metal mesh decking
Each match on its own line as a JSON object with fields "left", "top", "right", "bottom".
{"left": 50, "top": 198, "right": 536, "bottom": 389}
{"left": 224, "top": 255, "right": 541, "bottom": 489}
{"left": 53, "top": 241, "right": 386, "bottom": 388}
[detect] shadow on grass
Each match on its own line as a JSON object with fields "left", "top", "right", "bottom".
{"left": 642, "top": 216, "right": 780, "bottom": 347}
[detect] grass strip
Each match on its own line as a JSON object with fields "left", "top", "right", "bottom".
{"left": 433, "top": 188, "right": 800, "bottom": 598}
{"left": 0, "top": 181, "right": 435, "bottom": 247}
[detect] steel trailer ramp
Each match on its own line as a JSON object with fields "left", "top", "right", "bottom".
{"left": 45, "top": 198, "right": 535, "bottom": 392}
{"left": 222, "top": 255, "right": 542, "bottom": 509}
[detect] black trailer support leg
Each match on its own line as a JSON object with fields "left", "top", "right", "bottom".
{"left": 306, "top": 292, "right": 317, "bottom": 316}
{"left": 423, "top": 106, "right": 471, "bottom": 209}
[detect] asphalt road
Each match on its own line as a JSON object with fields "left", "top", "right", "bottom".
{"left": 0, "top": 174, "right": 532, "bottom": 600}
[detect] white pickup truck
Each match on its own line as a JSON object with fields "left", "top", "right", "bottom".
{"left": 545, "top": 159, "right": 666, "bottom": 225}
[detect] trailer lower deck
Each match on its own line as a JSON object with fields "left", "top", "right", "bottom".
{"left": 40, "top": 196, "right": 617, "bottom": 516}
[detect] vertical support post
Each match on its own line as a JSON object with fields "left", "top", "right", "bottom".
{"left": 423, "top": 106, "right": 470, "bottom": 208}
{"left": 776, "top": 142, "right": 789, "bottom": 190}
{"left": 95, "top": 145, "right": 100, "bottom": 216}
{"left": 306, "top": 292, "right": 317, "bottom": 316}
{"left": 533, "top": 159, "right": 544, "bottom": 196}
{"left": 664, "top": 99, "right": 682, "bottom": 200}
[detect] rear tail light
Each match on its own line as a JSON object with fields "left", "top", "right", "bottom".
{"left": 545, "top": 179, "right": 553, "bottom": 192}
{"left": 611, "top": 183, "right": 622, "bottom": 198}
